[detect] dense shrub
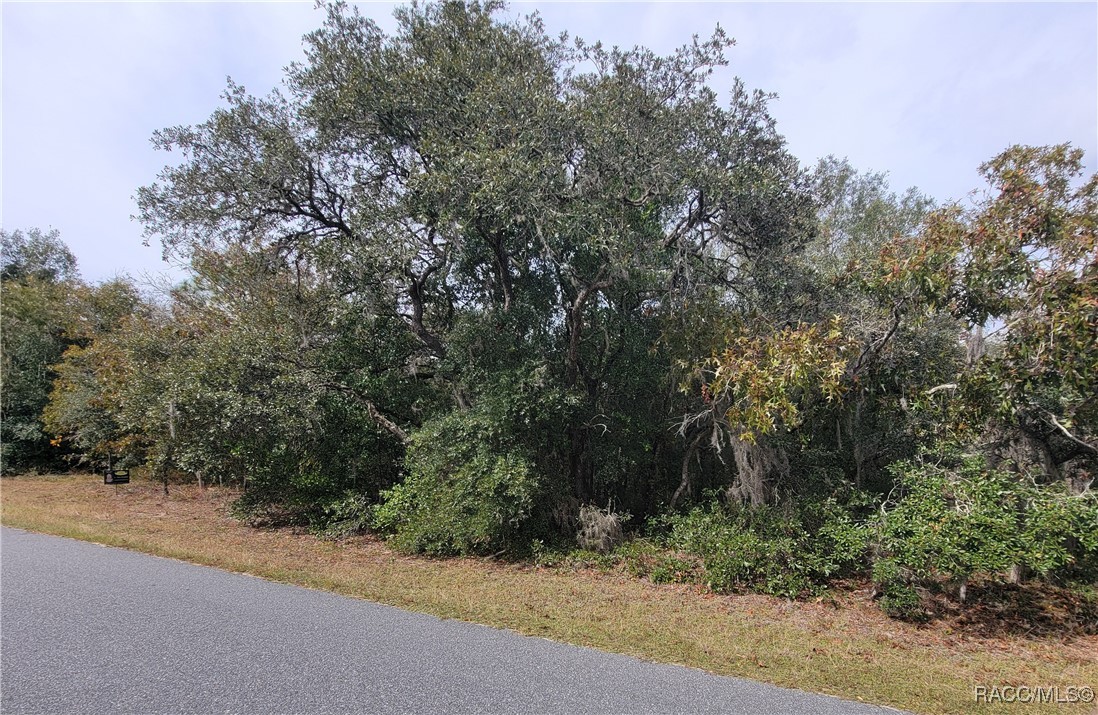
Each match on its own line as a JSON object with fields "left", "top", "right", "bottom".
{"left": 612, "top": 538, "right": 701, "bottom": 584}
{"left": 225, "top": 409, "right": 401, "bottom": 529}
{"left": 373, "top": 407, "right": 547, "bottom": 556}
{"left": 873, "top": 450, "right": 1098, "bottom": 600}
{"left": 868, "top": 559, "right": 927, "bottom": 620}
{"left": 663, "top": 497, "right": 872, "bottom": 598}
{"left": 312, "top": 492, "right": 375, "bottom": 539}
{"left": 878, "top": 585, "right": 926, "bottom": 621}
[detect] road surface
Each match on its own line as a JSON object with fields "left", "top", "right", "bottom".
{"left": 1, "top": 527, "right": 899, "bottom": 714}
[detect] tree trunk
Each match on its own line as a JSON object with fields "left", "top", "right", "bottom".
{"left": 965, "top": 324, "right": 985, "bottom": 366}
{"left": 563, "top": 276, "right": 610, "bottom": 503}
{"left": 568, "top": 426, "right": 591, "bottom": 502}
{"left": 670, "top": 433, "right": 702, "bottom": 509}
{"left": 162, "top": 400, "right": 176, "bottom": 496}
{"left": 406, "top": 273, "right": 447, "bottom": 359}
{"left": 487, "top": 235, "right": 514, "bottom": 312}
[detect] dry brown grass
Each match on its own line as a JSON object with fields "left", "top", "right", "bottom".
{"left": 2, "top": 474, "right": 1095, "bottom": 714}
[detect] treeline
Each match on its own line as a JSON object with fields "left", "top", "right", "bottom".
{"left": 3, "top": 1, "right": 1095, "bottom": 618}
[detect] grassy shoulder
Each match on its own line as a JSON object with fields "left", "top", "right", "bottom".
{"left": 2, "top": 474, "right": 1095, "bottom": 715}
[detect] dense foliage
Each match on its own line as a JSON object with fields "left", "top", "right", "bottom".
{"left": 5, "top": 1, "right": 1094, "bottom": 617}
{"left": 1, "top": 229, "right": 80, "bottom": 473}
{"left": 875, "top": 451, "right": 1098, "bottom": 584}
{"left": 660, "top": 495, "right": 872, "bottom": 598}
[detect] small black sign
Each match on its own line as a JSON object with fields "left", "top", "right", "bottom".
{"left": 104, "top": 469, "right": 130, "bottom": 485}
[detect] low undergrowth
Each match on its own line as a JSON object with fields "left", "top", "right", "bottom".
{"left": 4, "top": 474, "right": 1094, "bottom": 715}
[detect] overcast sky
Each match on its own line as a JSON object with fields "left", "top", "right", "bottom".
{"left": 2, "top": 1, "right": 1095, "bottom": 284}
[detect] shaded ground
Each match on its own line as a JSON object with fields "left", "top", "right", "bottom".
{"left": 918, "top": 580, "right": 1098, "bottom": 639}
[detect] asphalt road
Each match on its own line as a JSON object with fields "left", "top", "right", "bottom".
{"left": 1, "top": 527, "right": 900, "bottom": 714}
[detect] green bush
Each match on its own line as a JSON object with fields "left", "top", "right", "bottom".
{"left": 313, "top": 492, "right": 375, "bottom": 539}
{"left": 868, "top": 559, "right": 926, "bottom": 621}
{"left": 373, "top": 408, "right": 547, "bottom": 556}
{"left": 878, "top": 581, "right": 926, "bottom": 621}
{"left": 1023, "top": 488, "right": 1098, "bottom": 581}
{"left": 607, "top": 538, "right": 700, "bottom": 584}
{"left": 874, "top": 451, "right": 1098, "bottom": 590}
{"left": 663, "top": 497, "right": 872, "bottom": 598}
